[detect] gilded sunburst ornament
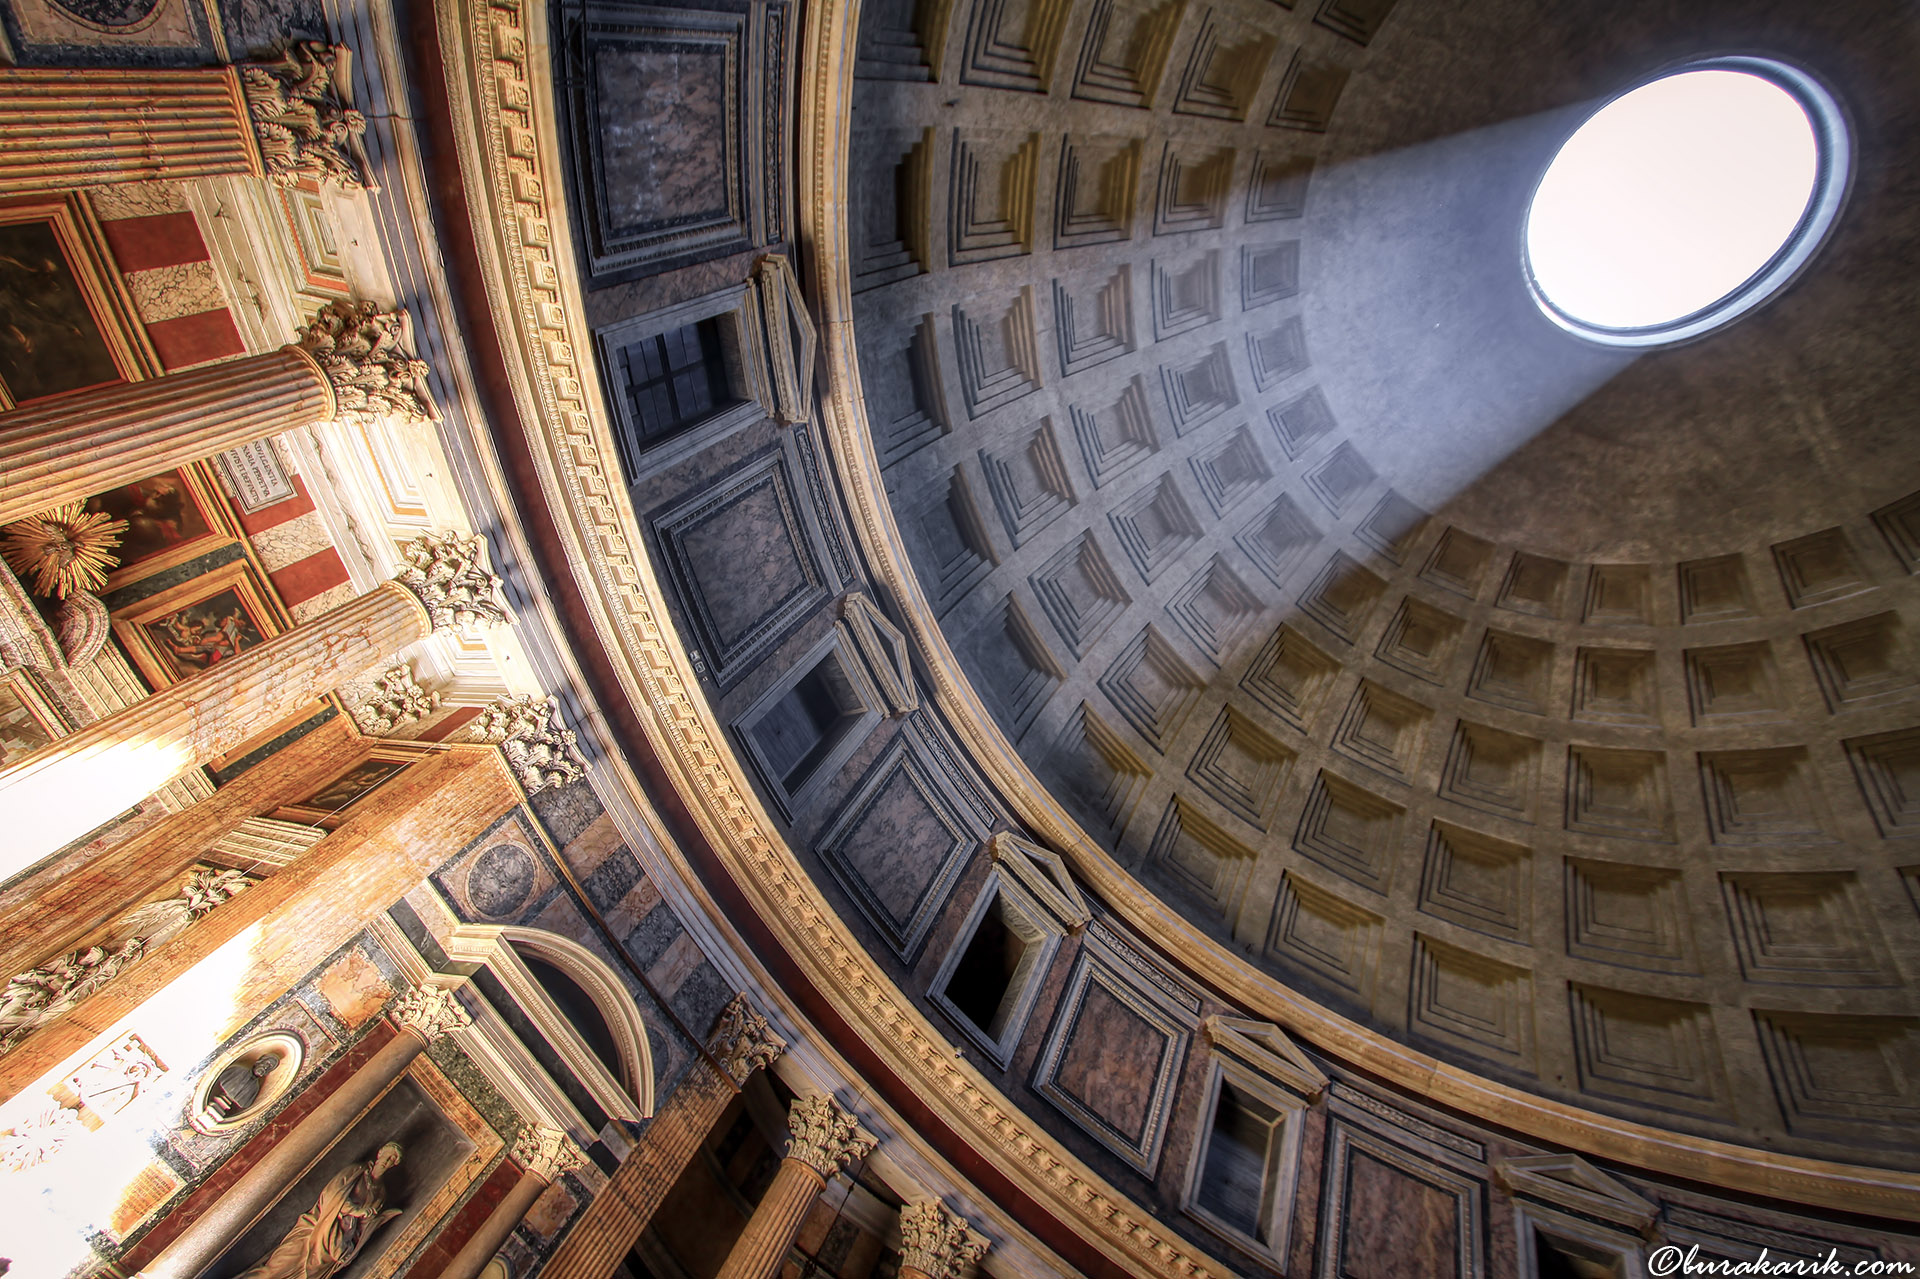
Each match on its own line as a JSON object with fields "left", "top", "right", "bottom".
{"left": 1, "top": 501, "right": 129, "bottom": 599}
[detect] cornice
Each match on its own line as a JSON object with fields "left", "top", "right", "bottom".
{"left": 427, "top": 0, "right": 1244, "bottom": 1273}
{"left": 793, "top": 0, "right": 1920, "bottom": 1232}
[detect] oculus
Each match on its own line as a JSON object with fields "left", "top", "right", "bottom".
{"left": 1524, "top": 58, "right": 1849, "bottom": 347}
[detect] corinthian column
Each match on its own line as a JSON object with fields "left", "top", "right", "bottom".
{"left": 0, "top": 532, "right": 504, "bottom": 875}
{"left": 540, "top": 995, "right": 787, "bottom": 1279}
{"left": 715, "top": 1095, "right": 877, "bottom": 1279}
{"left": 0, "top": 42, "right": 372, "bottom": 197}
{"left": 142, "top": 985, "right": 471, "bottom": 1279}
{"left": 897, "top": 1201, "right": 989, "bottom": 1279}
{"left": 439, "top": 1126, "right": 586, "bottom": 1279}
{"left": 0, "top": 300, "right": 433, "bottom": 527}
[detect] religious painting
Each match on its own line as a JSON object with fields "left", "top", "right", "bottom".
{"left": 0, "top": 670, "right": 64, "bottom": 767}
{"left": 204, "top": 1059, "right": 496, "bottom": 1279}
{"left": 110, "top": 561, "right": 282, "bottom": 691}
{"left": 0, "top": 196, "right": 149, "bottom": 410}
{"left": 277, "top": 748, "right": 421, "bottom": 826}
{"left": 85, "top": 463, "right": 240, "bottom": 590}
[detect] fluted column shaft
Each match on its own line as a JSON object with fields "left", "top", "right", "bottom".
{"left": 143, "top": 987, "right": 470, "bottom": 1279}
{"left": 0, "top": 346, "right": 333, "bottom": 526}
{"left": 0, "top": 580, "right": 428, "bottom": 875}
{"left": 715, "top": 1095, "right": 875, "bottom": 1279}
{"left": 0, "top": 68, "right": 259, "bottom": 195}
{"left": 439, "top": 1128, "right": 583, "bottom": 1279}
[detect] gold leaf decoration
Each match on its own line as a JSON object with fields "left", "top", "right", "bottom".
{"left": 1, "top": 502, "right": 129, "bottom": 600}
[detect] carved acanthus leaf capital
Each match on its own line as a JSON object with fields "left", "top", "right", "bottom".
{"left": 783, "top": 1095, "right": 875, "bottom": 1180}
{"left": 353, "top": 662, "right": 438, "bottom": 735}
{"left": 898, "top": 1201, "right": 989, "bottom": 1279}
{"left": 706, "top": 993, "right": 786, "bottom": 1085}
{"left": 476, "top": 694, "right": 586, "bottom": 794}
{"left": 511, "top": 1124, "right": 585, "bottom": 1183}
{"left": 393, "top": 532, "right": 509, "bottom": 631}
{"left": 240, "top": 41, "right": 376, "bottom": 190}
{"left": 297, "top": 300, "right": 437, "bottom": 423}
{"left": 390, "top": 984, "right": 470, "bottom": 1043}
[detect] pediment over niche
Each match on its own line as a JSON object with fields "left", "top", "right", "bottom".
{"left": 841, "top": 590, "right": 917, "bottom": 716}
{"left": 755, "top": 252, "right": 817, "bottom": 424}
{"left": 1202, "top": 1015, "right": 1329, "bottom": 1101}
{"left": 989, "top": 831, "right": 1091, "bottom": 932}
{"left": 1495, "top": 1153, "right": 1658, "bottom": 1233}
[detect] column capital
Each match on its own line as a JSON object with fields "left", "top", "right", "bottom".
{"left": 296, "top": 300, "right": 436, "bottom": 423}
{"left": 353, "top": 662, "right": 438, "bottom": 735}
{"left": 240, "top": 41, "right": 375, "bottom": 190}
{"left": 511, "top": 1124, "right": 585, "bottom": 1184}
{"left": 393, "top": 532, "right": 509, "bottom": 631}
{"left": 783, "top": 1095, "right": 875, "bottom": 1181}
{"left": 476, "top": 694, "right": 586, "bottom": 794}
{"left": 389, "top": 983, "right": 471, "bottom": 1043}
{"left": 707, "top": 994, "right": 786, "bottom": 1086}
{"left": 898, "top": 1201, "right": 989, "bottom": 1279}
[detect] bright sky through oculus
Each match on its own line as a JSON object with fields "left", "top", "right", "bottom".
{"left": 1526, "top": 69, "right": 1819, "bottom": 330}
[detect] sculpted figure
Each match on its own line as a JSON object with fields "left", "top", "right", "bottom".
{"left": 207, "top": 1052, "right": 282, "bottom": 1120}
{"left": 236, "top": 1142, "right": 403, "bottom": 1279}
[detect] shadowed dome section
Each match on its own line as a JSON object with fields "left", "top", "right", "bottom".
{"left": 1524, "top": 60, "right": 1845, "bottom": 345}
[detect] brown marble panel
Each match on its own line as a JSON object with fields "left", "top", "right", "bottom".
{"left": 1051, "top": 980, "right": 1170, "bottom": 1147}
{"left": 1340, "top": 1148, "right": 1461, "bottom": 1279}
{"left": 596, "top": 44, "right": 731, "bottom": 234}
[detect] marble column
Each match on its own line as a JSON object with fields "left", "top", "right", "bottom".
{"left": 0, "top": 42, "right": 371, "bottom": 196}
{"left": 439, "top": 1125, "right": 586, "bottom": 1279}
{"left": 142, "top": 984, "right": 471, "bottom": 1279}
{"left": 0, "top": 531, "right": 504, "bottom": 875}
{"left": 0, "top": 300, "right": 433, "bottom": 527}
{"left": 540, "top": 996, "right": 787, "bottom": 1279}
{"left": 897, "top": 1201, "right": 990, "bottom": 1279}
{"left": 714, "top": 1095, "right": 877, "bottom": 1279}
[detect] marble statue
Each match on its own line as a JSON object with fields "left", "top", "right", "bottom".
{"left": 235, "top": 1142, "right": 403, "bottom": 1279}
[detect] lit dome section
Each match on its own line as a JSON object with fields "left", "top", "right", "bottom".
{"left": 1525, "top": 59, "right": 1850, "bottom": 346}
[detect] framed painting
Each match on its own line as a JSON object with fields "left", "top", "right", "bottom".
{"left": 110, "top": 560, "right": 281, "bottom": 691}
{"left": 0, "top": 670, "right": 66, "bottom": 767}
{"left": 85, "top": 462, "right": 241, "bottom": 590}
{"left": 276, "top": 745, "right": 427, "bottom": 826}
{"left": 0, "top": 195, "right": 154, "bottom": 411}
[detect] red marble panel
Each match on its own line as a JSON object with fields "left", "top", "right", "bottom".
{"left": 100, "top": 212, "right": 209, "bottom": 273}
{"left": 1340, "top": 1148, "right": 1460, "bottom": 1279}
{"left": 268, "top": 547, "right": 351, "bottom": 608}
{"left": 146, "top": 308, "right": 246, "bottom": 370}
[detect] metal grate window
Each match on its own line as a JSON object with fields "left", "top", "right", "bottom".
{"left": 615, "top": 318, "right": 733, "bottom": 457}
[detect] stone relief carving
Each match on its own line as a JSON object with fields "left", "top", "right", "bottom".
{"left": 511, "top": 1123, "right": 585, "bottom": 1182}
{"left": 240, "top": 41, "right": 377, "bottom": 191}
{"left": 393, "top": 531, "right": 509, "bottom": 631}
{"left": 297, "top": 300, "right": 437, "bottom": 424}
{"left": 474, "top": 693, "right": 587, "bottom": 794}
{"left": 707, "top": 993, "right": 787, "bottom": 1085}
{"left": 352, "top": 662, "right": 438, "bottom": 735}
{"left": 898, "top": 1200, "right": 989, "bottom": 1279}
{"left": 0, "top": 1032, "right": 170, "bottom": 1171}
{"left": 389, "top": 984, "right": 472, "bottom": 1042}
{"left": 783, "top": 1094, "right": 876, "bottom": 1179}
{"left": 0, "top": 867, "right": 257, "bottom": 1055}
{"left": 52, "top": 590, "right": 110, "bottom": 666}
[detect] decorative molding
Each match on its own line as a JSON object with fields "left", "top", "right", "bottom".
{"left": 475, "top": 693, "right": 589, "bottom": 794}
{"left": 989, "top": 831, "right": 1091, "bottom": 931}
{"left": 1202, "top": 1014, "right": 1328, "bottom": 1100}
{"left": 1494, "top": 1153, "right": 1658, "bottom": 1234}
{"left": 841, "top": 590, "right": 919, "bottom": 716}
{"left": 755, "top": 253, "right": 819, "bottom": 424}
{"left": 785, "top": 1093, "right": 878, "bottom": 1178}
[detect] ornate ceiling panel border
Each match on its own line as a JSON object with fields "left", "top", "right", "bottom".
{"left": 428, "top": 0, "right": 1243, "bottom": 1272}
{"left": 793, "top": 0, "right": 1920, "bottom": 1230}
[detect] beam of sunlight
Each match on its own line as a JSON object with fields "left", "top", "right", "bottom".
{"left": 0, "top": 737, "right": 196, "bottom": 882}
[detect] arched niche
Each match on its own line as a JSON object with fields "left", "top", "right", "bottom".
{"left": 446, "top": 924, "right": 655, "bottom": 1120}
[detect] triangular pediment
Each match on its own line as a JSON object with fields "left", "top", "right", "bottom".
{"left": 1494, "top": 1154, "right": 1657, "bottom": 1231}
{"left": 840, "top": 591, "right": 918, "bottom": 715}
{"left": 989, "top": 832, "right": 1091, "bottom": 931}
{"left": 1202, "top": 1015, "right": 1329, "bottom": 1100}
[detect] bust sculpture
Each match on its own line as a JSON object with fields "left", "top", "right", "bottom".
{"left": 206, "top": 1052, "right": 282, "bottom": 1121}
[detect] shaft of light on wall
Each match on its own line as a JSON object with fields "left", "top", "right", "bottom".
{"left": 0, "top": 737, "right": 195, "bottom": 881}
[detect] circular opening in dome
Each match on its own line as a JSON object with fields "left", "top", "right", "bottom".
{"left": 1524, "top": 57, "right": 1850, "bottom": 347}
